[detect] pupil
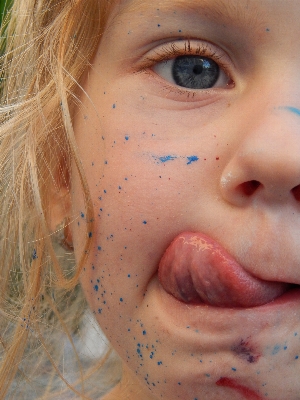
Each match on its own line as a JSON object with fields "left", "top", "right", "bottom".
{"left": 193, "top": 65, "right": 203, "bottom": 75}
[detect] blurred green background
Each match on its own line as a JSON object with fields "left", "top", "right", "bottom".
{"left": 0, "top": 0, "right": 12, "bottom": 25}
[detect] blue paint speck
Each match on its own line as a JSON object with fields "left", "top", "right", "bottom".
{"left": 187, "top": 155, "right": 199, "bottom": 165}
{"left": 232, "top": 367, "right": 237, "bottom": 371}
{"left": 295, "top": 355, "right": 299, "bottom": 360}
{"left": 157, "top": 361, "right": 162, "bottom": 365}
{"left": 120, "top": 297, "right": 123, "bottom": 302}
{"left": 143, "top": 220, "right": 147, "bottom": 224}
{"left": 80, "top": 212, "right": 85, "bottom": 218}
{"left": 125, "top": 135, "right": 129, "bottom": 140}
{"left": 88, "top": 232, "right": 92, "bottom": 238}
{"left": 32, "top": 249, "right": 38, "bottom": 260}
{"left": 112, "top": 103, "right": 116, "bottom": 109}
{"left": 94, "top": 285, "right": 99, "bottom": 292}
{"left": 143, "top": 330, "right": 147, "bottom": 335}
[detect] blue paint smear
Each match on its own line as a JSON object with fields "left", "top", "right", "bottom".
{"left": 158, "top": 155, "right": 177, "bottom": 163}
{"left": 152, "top": 154, "right": 199, "bottom": 164}
{"left": 278, "top": 106, "right": 300, "bottom": 116}
{"left": 187, "top": 155, "right": 199, "bottom": 165}
{"left": 272, "top": 345, "right": 281, "bottom": 355}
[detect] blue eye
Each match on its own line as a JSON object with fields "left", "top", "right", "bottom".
{"left": 172, "top": 56, "right": 219, "bottom": 89}
{"left": 154, "top": 55, "right": 230, "bottom": 90}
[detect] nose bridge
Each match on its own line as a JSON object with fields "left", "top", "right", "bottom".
{"left": 220, "top": 105, "right": 300, "bottom": 205}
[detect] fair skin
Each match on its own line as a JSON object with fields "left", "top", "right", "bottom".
{"left": 67, "top": 0, "right": 300, "bottom": 399}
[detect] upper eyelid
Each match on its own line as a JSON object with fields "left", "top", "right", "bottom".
{"left": 137, "top": 39, "right": 236, "bottom": 86}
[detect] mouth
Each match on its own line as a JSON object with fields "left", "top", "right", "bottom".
{"left": 158, "top": 231, "right": 298, "bottom": 308}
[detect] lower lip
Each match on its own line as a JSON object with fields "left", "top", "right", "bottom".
{"left": 157, "top": 280, "right": 300, "bottom": 328}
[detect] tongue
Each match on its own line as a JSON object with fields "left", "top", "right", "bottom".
{"left": 158, "top": 232, "right": 289, "bottom": 308}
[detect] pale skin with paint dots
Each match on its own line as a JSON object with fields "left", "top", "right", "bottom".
{"left": 2, "top": 0, "right": 300, "bottom": 399}
{"left": 66, "top": 1, "right": 300, "bottom": 399}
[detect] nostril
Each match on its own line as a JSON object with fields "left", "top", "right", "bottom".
{"left": 238, "top": 180, "right": 261, "bottom": 196}
{"left": 292, "top": 185, "right": 300, "bottom": 201}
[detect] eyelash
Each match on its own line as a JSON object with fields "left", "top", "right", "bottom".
{"left": 140, "top": 39, "right": 234, "bottom": 99}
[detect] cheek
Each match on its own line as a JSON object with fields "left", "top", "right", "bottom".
{"left": 72, "top": 100, "right": 222, "bottom": 314}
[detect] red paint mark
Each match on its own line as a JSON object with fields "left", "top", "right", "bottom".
{"left": 216, "top": 157, "right": 219, "bottom": 160}
{"left": 216, "top": 377, "right": 263, "bottom": 400}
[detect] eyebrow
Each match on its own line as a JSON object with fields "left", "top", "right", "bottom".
{"left": 116, "top": 0, "right": 263, "bottom": 31}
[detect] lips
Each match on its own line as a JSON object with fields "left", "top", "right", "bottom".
{"left": 158, "top": 232, "right": 291, "bottom": 308}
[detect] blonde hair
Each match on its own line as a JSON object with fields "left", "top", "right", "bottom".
{"left": 0, "top": 0, "right": 121, "bottom": 398}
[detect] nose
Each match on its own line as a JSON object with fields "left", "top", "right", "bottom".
{"left": 220, "top": 107, "right": 300, "bottom": 207}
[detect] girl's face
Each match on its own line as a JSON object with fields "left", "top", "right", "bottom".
{"left": 71, "top": 1, "right": 300, "bottom": 399}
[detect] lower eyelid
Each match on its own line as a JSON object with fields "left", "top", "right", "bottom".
{"left": 141, "top": 68, "right": 229, "bottom": 105}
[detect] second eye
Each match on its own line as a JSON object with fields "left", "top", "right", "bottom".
{"left": 154, "top": 55, "right": 231, "bottom": 90}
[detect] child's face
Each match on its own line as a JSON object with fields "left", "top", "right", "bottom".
{"left": 71, "top": 1, "right": 300, "bottom": 399}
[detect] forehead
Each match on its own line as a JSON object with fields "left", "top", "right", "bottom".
{"left": 110, "top": 0, "right": 263, "bottom": 26}
{"left": 108, "top": 0, "right": 299, "bottom": 31}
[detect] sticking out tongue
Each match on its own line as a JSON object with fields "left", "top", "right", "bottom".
{"left": 158, "top": 232, "right": 289, "bottom": 308}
